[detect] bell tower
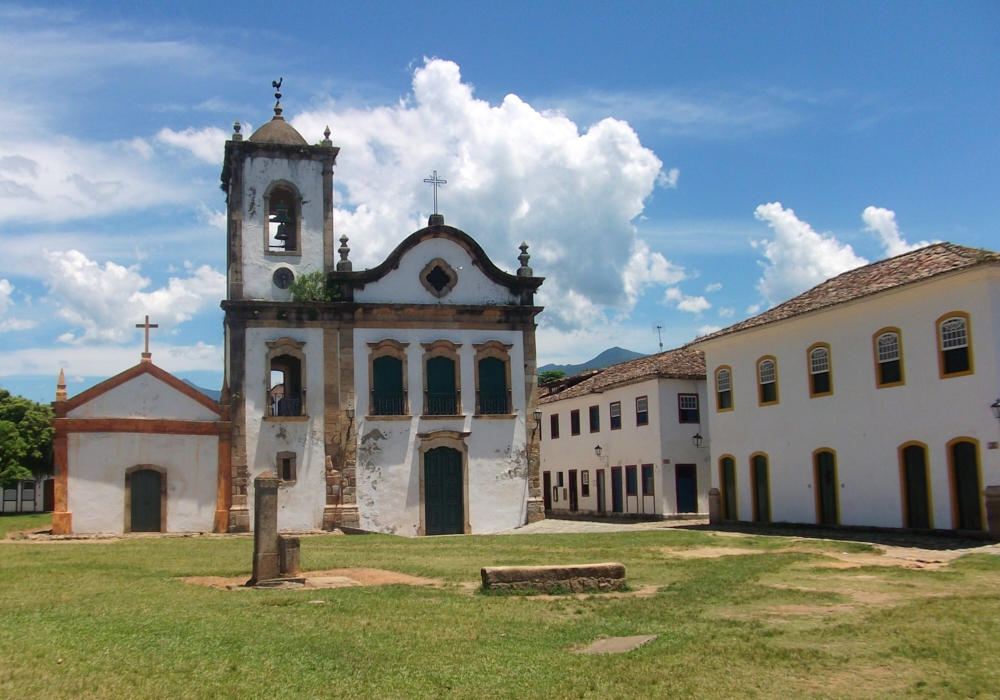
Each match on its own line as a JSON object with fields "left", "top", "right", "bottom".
{"left": 220, "top": 80, "right": 339, "bottom": 301}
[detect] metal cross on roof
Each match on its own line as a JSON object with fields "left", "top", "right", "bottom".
{"left": 135, "top": 315, "right": 159, "bottom": 361}
{"left": 423, "top": 170, "right": 447, "bottom": 215}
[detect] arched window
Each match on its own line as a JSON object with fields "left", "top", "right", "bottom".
{"left": 715, "top": 367, "right": 733, "bottom": 412}
{"left": 874, "top": 329, "right": 905, "bottom": 388}
{"left": 813, "top": 449, "right": 838, "bottom": 525}
{"left": 422, "top": 340, "right": 462, "bottom": 416}
{"left": 266, "top": 338, "right": 307, "bottom": 417}
{"left": 750, "top": 453, "right": 770, "bottom": 523}
{"left": 263, "top": 182, "right": 301, "bottom": 254}
{"left": 808, "top": 344, "right": 833, "bottom": 397}
{"left": 937, "top": 313, "right": 974, "bottom": 378}
{"left": 756, "top": 357, "right": 779, "bottom": 406}
{"left": 473, "top": 340, "right": 513, "bottom": 415}
{"left": 368, "top": 339, "right": 409, "bottom": 416}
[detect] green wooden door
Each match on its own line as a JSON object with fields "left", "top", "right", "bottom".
{"left": 952, "top": 441, "right": 982, "bottom": 530}
{"left": 902, "top": 445, "right": 930, "bottom": 529}
{"left": 752, "top": 455, "right": 770, "bottom": 523}
{"left": 131, "top": 469, "right": 161, "bottom": 532}
{"left": 721, "top": 457, "right": 737, "bottom": 520}
{"left": 816, "top": 451, "right": 838, "bottom": 525}
{"left": 425, "top": 447, "right": 463, "bottom": 535}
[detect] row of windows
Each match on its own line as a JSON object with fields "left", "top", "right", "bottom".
{"left": 717, "top": 438, "right": 985, "bottom": 530}
{"left": 545, "top": 465, "right": 656, "bottom": 504}
{"left": 714, "top": 313, "right": 975, "bottom": 412}
{"left": 547, "top": 394, "right": 695, "bottom": 439}
{"left": 368, "top": 339, "right": 512, "bottom": 417}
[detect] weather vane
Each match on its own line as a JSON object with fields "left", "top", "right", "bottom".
{"left": 272, "top": 77, "right": 283, "bottom": 117}
{"left": 423, "top": 170, "right": 447, "bottom": 215}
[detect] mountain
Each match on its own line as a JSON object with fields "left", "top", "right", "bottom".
{"left": 182, "top": 379, "right": 222, "bottom": 402}
{"left": 538, "top": 347, "right": 646, "bottom": 376}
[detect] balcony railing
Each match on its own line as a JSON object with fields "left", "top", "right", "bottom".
{"left": 426, "top": 392, "right": 459, "bottom": 416}
{"left": 478, "top": 391, "right": 509, "bottom": 415}
{"left": 269, "top": 392, "right": 304, "bottom": 417}
{"left": 372, "top": 392, "right": 406, "bottom": 416}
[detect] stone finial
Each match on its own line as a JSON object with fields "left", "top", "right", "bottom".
{"left": 517, "top": 241, "right": 533, "bottom": 277}
{"left": 232, "top": 120, "right": 243, "bottom": 141}
{"left": 337, "top": 234, "right": 352, "bottom": 271}
{"left": 56, "top": 368, "right": 67, "bottom": 402}
{"left": 321, "top": 125, "right": 333, "bottom": 147}
{"left": 428, "top": 213, "right": 445, "bottom": 226}
{"left": 272, "top": 77, "right": 284, "bottom": 120}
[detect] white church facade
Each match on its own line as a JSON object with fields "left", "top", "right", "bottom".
{"left": 692, "top": 243, "right": 1000, "bottom": 532}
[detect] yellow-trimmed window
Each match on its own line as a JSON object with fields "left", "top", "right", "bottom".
{"left": 715, "top": 367, "right": 733, "bottom": 412}
{"left": 874, "top": 329, "right": 905, "bottom": 388}
{"left": 937, "top": 313, "right": 974, "bottom": 378}
{"left": 808, "top": 344, "right": 833, "bottom": 397}
{"left": 756, "top": 357, "right": 779, "bottom": 406}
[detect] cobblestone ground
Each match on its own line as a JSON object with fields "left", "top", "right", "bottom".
{"left": 503, "top": 518, "right": 709, "bottom": 535}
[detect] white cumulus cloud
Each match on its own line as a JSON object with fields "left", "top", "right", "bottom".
{"left": 43, "top": 250, "right": 225, "bottom": 345}
{"left": 156, "top": 126, "right": 230, "bottom": 164}
{"left": 862, "top": 206, "right": 932, "bottom": 258}
{"left": 291, "top": 58, "right": 679, "bottom": 331}
{"left": 705, "top": 282, "right": 722, "bottom": 292}
{"left": 0, "top": 279, "right": 35, "bottom": 332}
{"left": 664, "top": 287, "right": 711, "bottom": 313}
{"left": 752, "top": 202, "right": 868, "bottom": 307}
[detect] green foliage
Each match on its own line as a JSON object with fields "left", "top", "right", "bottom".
{"left": 538, "top": 369, "right": 566, "bottom": 385}
{"left": 288, "top": 270, "right": 339, "bottom": 302}
{"left": 0, "top": 389, "right": 54, "bottom": 488}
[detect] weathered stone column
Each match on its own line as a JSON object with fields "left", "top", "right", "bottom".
{"left": 708, "top": 488, "right": 722, "bottom": 524}
{"left": 249, "top": 472, "right": 280, "bottom": 585}
{"left": 984, "top": 485, "right": 1000, "bottom": 536}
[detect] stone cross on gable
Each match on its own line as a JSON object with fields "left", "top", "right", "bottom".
{"left": 423, "top": 170, "right": 447, "bottom": 215}
{"left": 136, "top": 315, "right": 159, "bottom": 362}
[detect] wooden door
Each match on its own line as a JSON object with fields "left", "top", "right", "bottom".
{"left": 425, "top": 447, "right": 464, "bottom": 535}
{"left": 751, "top": 455, "right": 770, "bottom": 523}
{"left": 902, "top": 445, "right": 930, "bottom": 529}
{"left": 43, "top": 479, "right": 54, "bottom": 512}
{"left": 596, "top": 469, "right": 606, "bottom": 512}
{"left": 611, "top": 467, "right": 623, "bottom": 513}
{"left": 720, "top": 457, "right": 737, "bottom": 520}
{"left": 543, "top": 471, "right": 552, "bottom": 511}
{"left": 951, "top": 441, "right": 982, "bottom": 530}
{"left": 130, "top": 469, "right": 162, "bottom": 533}
{"left": 568, "top": 470, "right": 578, "bottom": 511}
{"left": 676, "top": 464, "right": 697, "bottom": 513}
{"left": 815, "top": 451, "right": 838, "bottom": 525}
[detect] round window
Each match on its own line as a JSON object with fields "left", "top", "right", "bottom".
{"left": 272, "top": 267, "right": 294, "bottom": 290}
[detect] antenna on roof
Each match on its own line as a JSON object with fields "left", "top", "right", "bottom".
{"left": 653, "top": 323, "right": 664, "bottom": 353}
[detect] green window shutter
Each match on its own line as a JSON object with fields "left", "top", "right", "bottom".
{"left": 373, "top": 356, "right": 403, "bottom": 394}
{"left": 427, "top": 356, "right": 456, "bottom": 394}
{"left": 478, "top": 357, "right": 507, "bottom": 414}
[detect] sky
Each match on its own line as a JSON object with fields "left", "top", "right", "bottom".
{"left": 0, "top": 1, "right": 997, "bottom": 403}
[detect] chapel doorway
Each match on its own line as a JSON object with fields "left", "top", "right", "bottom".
{"left": 611, "top": 467, "right": 623, "bottom": 513}
{"left": 751, "top": 454, "right": 771, "bottom": 523}
{"left": 568, "top": 470, "right": 579, "bottom": 511}
{"left": 543, "top": 471, "right": 552, "bottom": 511}
{"left": 424, "top": 447, "right": 464, "bottom": 535}
{"left": 676, "top": 464, "right": 698, "bottom": 513}
{"left": 951, "top": 440, "right": 983, "bottom": 530}
{"left": 596, "top": 469, "right": 606, "bottom": 513}
{"left": 901, "top": 444, "right": 931, "bottom": 529}
{"left": 815, "top": 450, "right": 839, "bottom": 525}
{"left": 129, "top": 468, "right": 163, "bottom": 533}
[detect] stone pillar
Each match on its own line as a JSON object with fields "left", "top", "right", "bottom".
{"left": 279, "top": 536, "right": 301, "bottom": 577}
{"left": 708, "top": 488, "right": 722, "bottom": 524}
{"left": 523, "top": 325, "right": 544, "bottom": 524}
{"left": 985, "top": 485, "right": 1000, "bottom": 536}
{"left": 249, "top": 472, "right": 280, "bottom": 585}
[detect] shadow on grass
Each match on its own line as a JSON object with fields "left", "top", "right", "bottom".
{"left": 677, "top": 520, "right": 996, "bottom": 551}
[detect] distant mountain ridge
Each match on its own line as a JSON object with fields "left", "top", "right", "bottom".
{"left": 538, "top": 347, "right": 646, "bottom": 376}
{"left": 182, "top": 379, "right": 222, "bottom": 402}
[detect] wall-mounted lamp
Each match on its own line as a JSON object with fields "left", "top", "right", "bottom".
{"left": 692, "top": 433, "right": 704, "bottom": 448}
{"left": 991, "top": 398, "right": 1000, "bottom": 422}
{"left": 532, "top": 407, "right": 543, "bottom": 436}
{"left": 346, "top": 398, "right": 355, "bottom": 437}
{"left": 594, "top": 444, "right": 602, "bottom": 457}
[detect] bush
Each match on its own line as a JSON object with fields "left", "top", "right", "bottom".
{"left": 289, "top": 271, "right": 339, "bottom": 302}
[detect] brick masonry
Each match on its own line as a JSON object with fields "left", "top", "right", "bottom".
{"left": 481, "top": 562, "right": 626, "bottom": 593}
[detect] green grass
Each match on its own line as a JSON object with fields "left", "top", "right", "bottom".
{"left": 1, "top": 527, "right": 998, "bottom": 699}
{"left": 0, "top": 512, "right": 51, "bottom": 538}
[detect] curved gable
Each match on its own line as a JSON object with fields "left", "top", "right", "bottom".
{"left": 64, "top": 363, "right": 221, "bottom": 421}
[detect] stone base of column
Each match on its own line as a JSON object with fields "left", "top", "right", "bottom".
{"left": 51, "top": 511, "right": 72, "bottom": 535}
{"left": 324, "top": 504, "right": 360, "bottom": 530}
{"left": 213, "top": 509, "right": 229, "bottom": 534}
{"left": 526, "top": 497, "right": 545, "bottom": 523}
{"left": 708, "top": 488, "right": 722, "bottom": 524}
{"left": 228, "top": 506, "right": 250, "bottom": 533}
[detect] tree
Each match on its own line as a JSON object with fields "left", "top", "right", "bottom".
{"left": 538, "top": 370, "right": 566, "bottom": 386}
{"left": 0, "top": 389, "right": 54, "bottom": 488}
{"left": 289, "top": 270, "right": 340, "bottom": 302}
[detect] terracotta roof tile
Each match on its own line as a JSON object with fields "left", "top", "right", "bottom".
{"left": 690, "top": 243, "right": 1000, "bottom": 346}
{"left": 539, "top": 346, "right": 705, "bottom": 404}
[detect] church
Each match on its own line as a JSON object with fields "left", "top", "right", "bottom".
{"left": 51, "top": 89, "right": 546, "bottom": 536}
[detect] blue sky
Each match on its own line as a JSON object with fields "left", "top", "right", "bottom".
{"left": 1, "top": 1, "right": 997, "bottom": 403}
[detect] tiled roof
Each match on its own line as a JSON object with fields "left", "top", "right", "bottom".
{"left": 690, "top": 243, "right": 1000, "bottom": 346}
{"left": 539, "top": 346, "right": 705, "bottom": 404}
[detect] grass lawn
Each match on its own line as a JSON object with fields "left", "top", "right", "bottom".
{"left": 1, "top": 521, "right": 999, "bottom": 699}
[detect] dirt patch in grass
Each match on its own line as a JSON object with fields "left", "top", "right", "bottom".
{"left": 519, "top": 584, "right": 660, "bottom": 600}
{"left": 182, "top": 567, "right": 443, "bottom": 590}
{"left": 659, "top": 546, "right": 767, "bottom": 558}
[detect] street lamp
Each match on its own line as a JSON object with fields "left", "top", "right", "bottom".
{"left": 594, "top": 445, "right": 602, "bottom": 458}
{"left": 692, "top": 433, "right": 704, "bottom": 448}
{"left": 991, "top": 398, "right": 1000, "bottom": 422}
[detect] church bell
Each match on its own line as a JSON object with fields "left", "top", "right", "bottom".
{"left": 271, "top": 204, "right": 293, "bottom": 248}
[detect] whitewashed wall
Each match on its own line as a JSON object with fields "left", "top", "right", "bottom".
{"left": 354, "top": 237, "right": 519, "bottom": 306}
{"left": 701, "top": 269, "right": 1000, "bottom": 529}
{"left": 67, "top": 432, "right": 218, "bottom": 533}
{"left": 240, "top": 157, "right": 326, "bottom": 300}
{"left": 353, "top": 327, "right": 529, "bottom": 536}
{"left": 67, "top": 373, "right": 218, "bottom": 421}
{"left": 244, "top": 327, "right": 327, "bottom": 530}
{"left": 540, "top": 377, "right": 711, "bottom": 516}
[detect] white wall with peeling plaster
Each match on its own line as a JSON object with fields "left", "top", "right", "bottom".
{"left": 353, "top": 326, "right": 529, "bottom": 536}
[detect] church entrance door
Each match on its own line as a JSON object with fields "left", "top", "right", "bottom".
{"left": 130, "top": 469, "right": 162, "bottom": 532}
{"left": 425, "top": 447, "right": 464, "bottom": 535}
